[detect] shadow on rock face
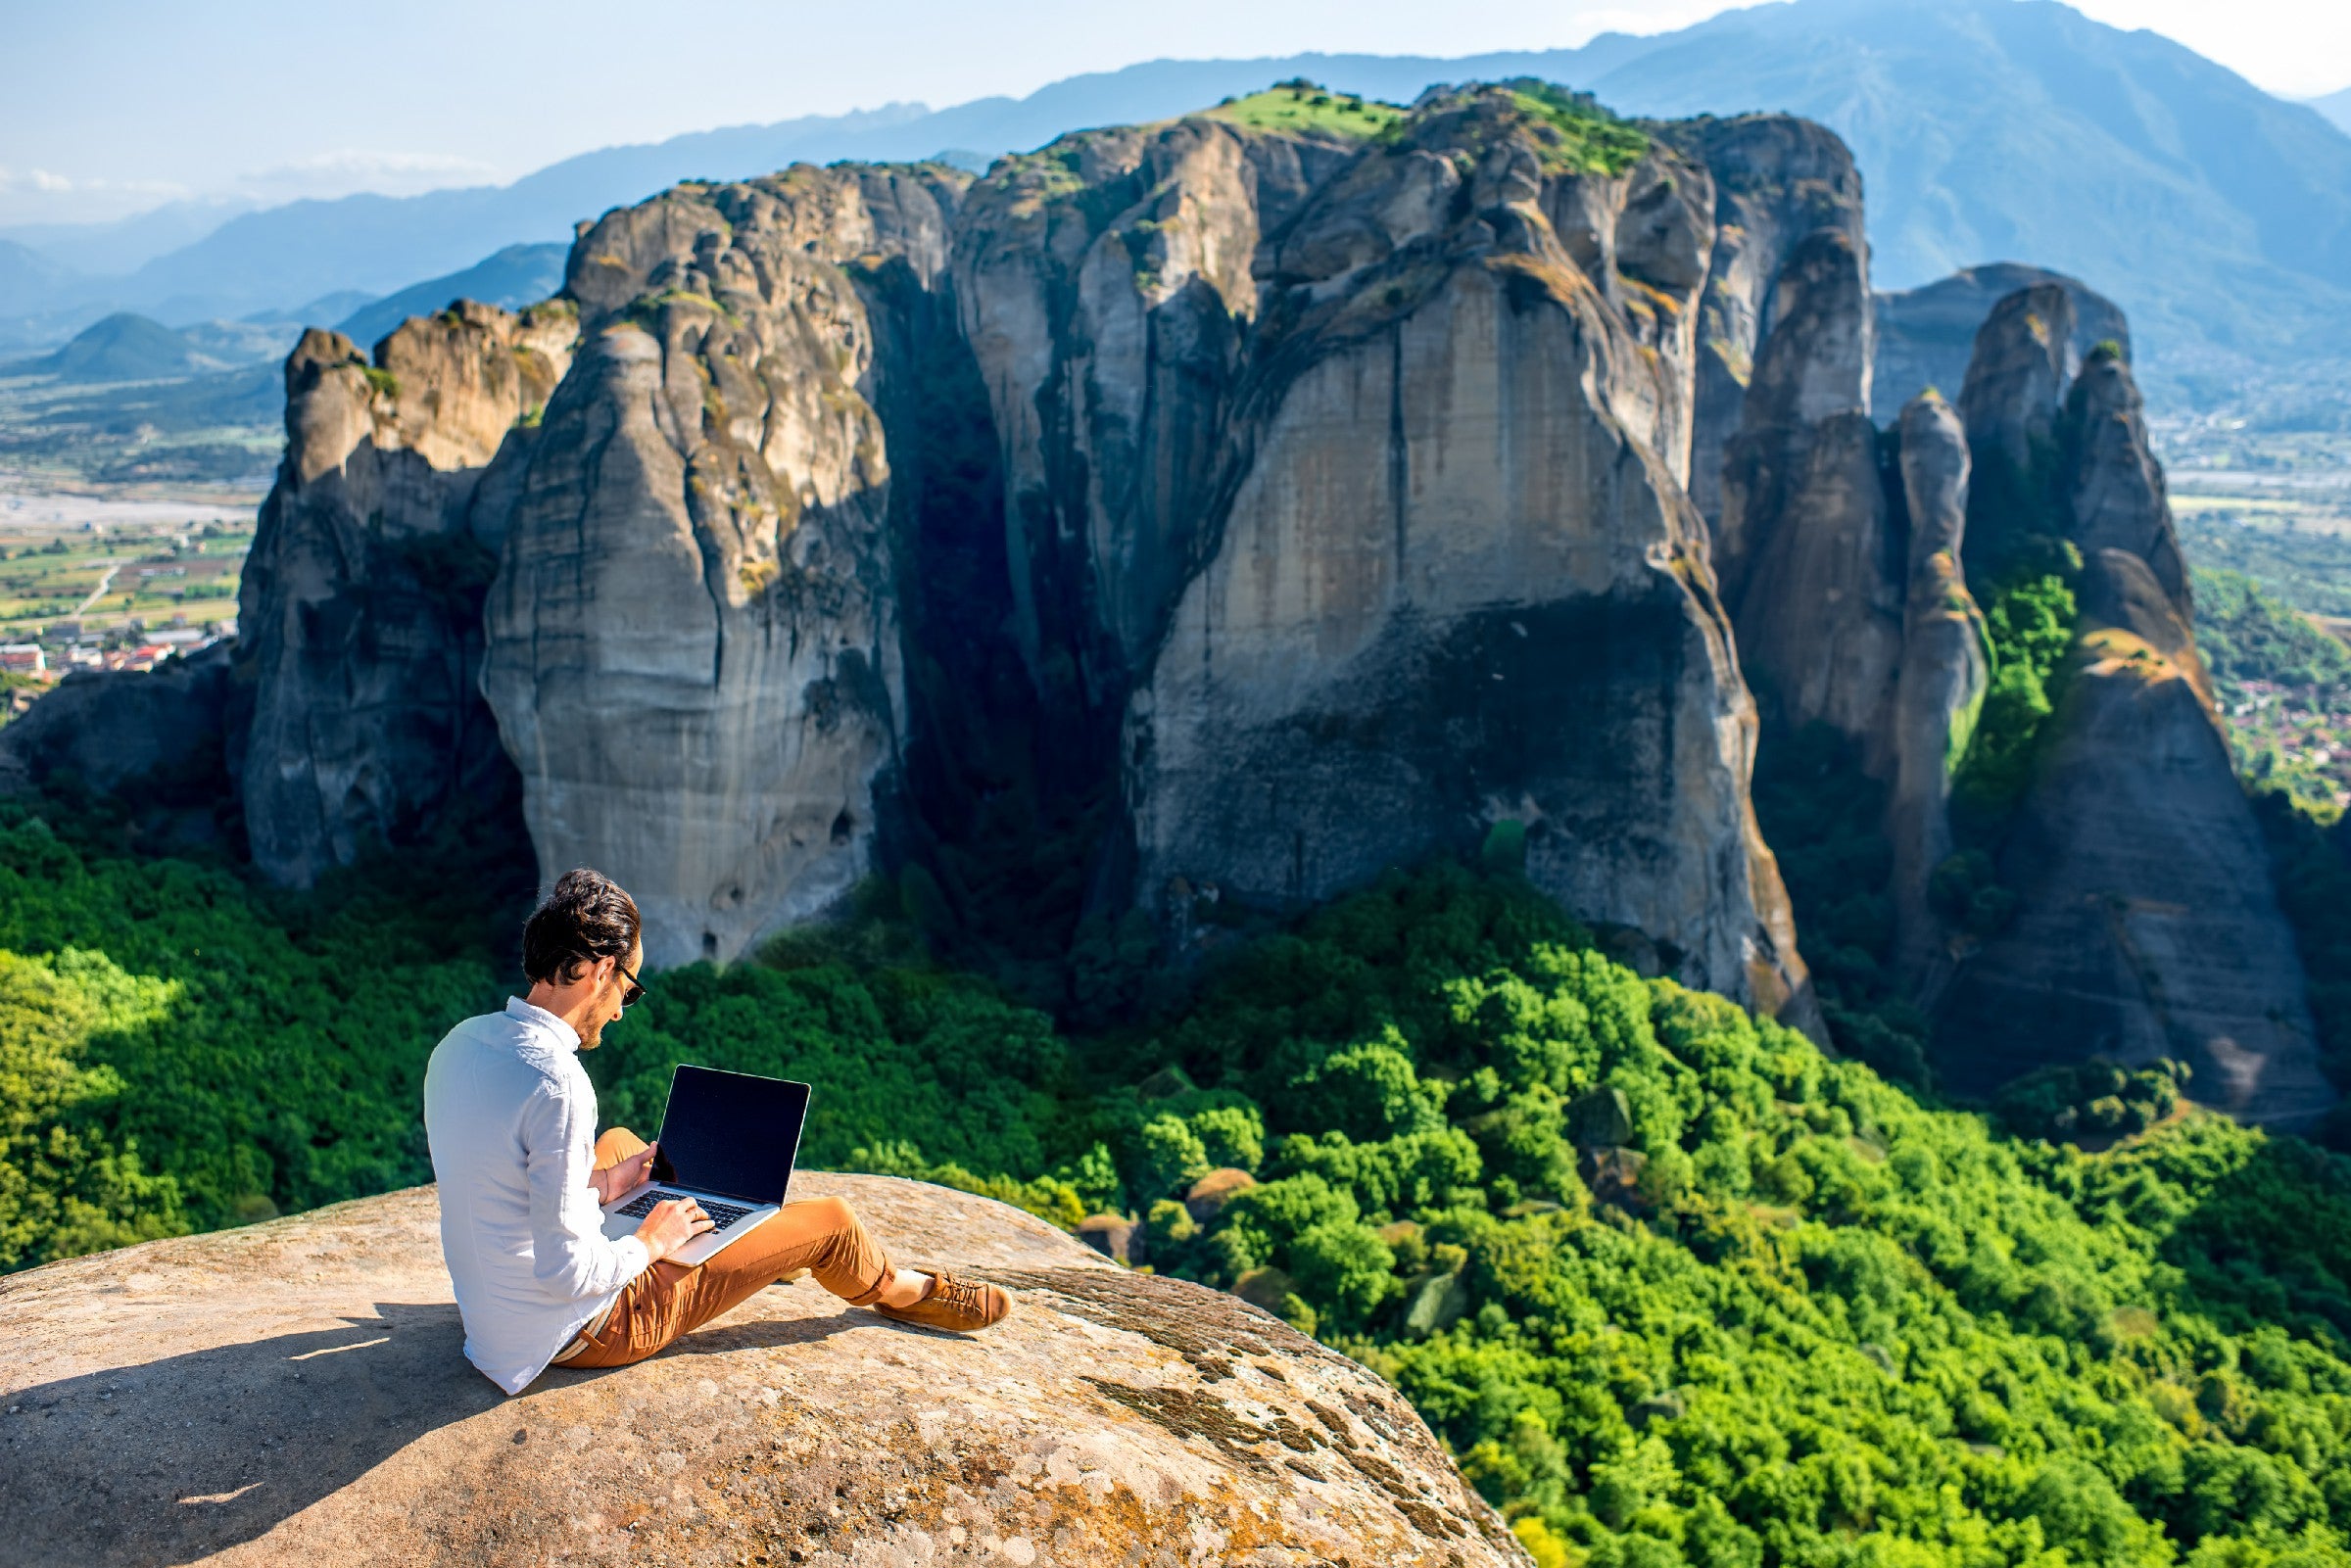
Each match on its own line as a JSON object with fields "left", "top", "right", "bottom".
{"left": 3, "top": 1303, "right": 492, "bottom": 1565}
{"left": 1, "top": 1299, "right": 908, "bottom": 1566}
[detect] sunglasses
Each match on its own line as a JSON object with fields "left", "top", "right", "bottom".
{"left": 614, "top": 959, "right": 646, "bottom": 1007}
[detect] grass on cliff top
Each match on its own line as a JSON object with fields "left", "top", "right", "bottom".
{"left": 1503, "top": 80, "right": 1651, "bottom": 176}
{"left": 1202, "top": 80, "right": 1406, "bottom": 139}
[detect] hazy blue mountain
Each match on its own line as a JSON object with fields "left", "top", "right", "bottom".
{"left": 88, "top": 107, "right": 941, "bottom": 323}
{"left": 1555, "top": 0, "right": 2351, "bottom": 371}
{"left": 0, "top": 199, "right": 256, "bottom": 278}
{"left": 0, "top": 241, "right": 68, "bottom": 307}
{"left": 11, "top": 0, "right": 2351, "bottom": 381}
{"left": 19, "top": 312, "right": 210, "bottom": 382}
{"left": 2312, "top": 87, "right": 2351, "bottom": 137}
{"left": 331, "top": 243, "right": 567, "bottom": 350}
{"left": 252, "top": 290, "right": 378, "bottom": 329}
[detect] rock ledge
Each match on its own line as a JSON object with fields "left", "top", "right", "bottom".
{"left": 0, "top": 1172, "right": 1522, "bottom": 1567}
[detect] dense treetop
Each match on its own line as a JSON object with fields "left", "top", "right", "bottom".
{"left": 3, "top": 800, "right": 2349, "bottom": 1566}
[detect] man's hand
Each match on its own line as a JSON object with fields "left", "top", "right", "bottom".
{"left": 636, "top": 1197, "right": 712, "bottom": 1264}
{"left": 590, "top": 1140, "right": 659, "bottom": 1206}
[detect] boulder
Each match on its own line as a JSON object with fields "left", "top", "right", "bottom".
{"left": 1074, "top": 1212, "right": 1140, "bottom": 1264}
{"left": 1399, "top": 1272, "right": 1470, "bottom": 1340}
{"left": 0, "top": 1173, "right": 1524, "bottom": 1567}
{"left": 1568, "top": 1086, "right": 1634, "bottom": 1150}
{"left": 1182, "top": 1166, "right": 1258, "bottom": 1225}
{"left": 1582, "top": 1146, "right": 1650, "bottom": 1211}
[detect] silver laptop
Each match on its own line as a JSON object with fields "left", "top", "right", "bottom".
{"left": 600, "top": 1065, "right": 810, "bottom": 1268}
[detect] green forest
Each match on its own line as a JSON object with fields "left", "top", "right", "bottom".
{"left": 6, "top": 789, "right": 2351, "bottom": 1567}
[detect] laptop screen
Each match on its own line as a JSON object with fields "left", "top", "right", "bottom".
{"left": 650, "top": 1066, "right": 810, "bottom": 1204}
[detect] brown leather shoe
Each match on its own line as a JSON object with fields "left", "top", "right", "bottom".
{"left": 872, "top": 1270, "right": 1010, "bottom": 1333}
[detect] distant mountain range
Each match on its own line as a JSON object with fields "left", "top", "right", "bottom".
{"left": 1, "top": 310, "right": 299, "bottom": 383}
{"left": 327, "top": 244, "right": 567, "bottom": 351}
{"left": 2312, "top": 86, "right": 2351, "bottom": 136}
{"left": 0, "top": 247, "right": 569, "bottom": 392}
{"left": 4, "top": 0, "right": 2349, "bottom": 391}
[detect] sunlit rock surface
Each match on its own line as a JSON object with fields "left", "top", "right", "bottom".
{"left": 0, "top": 1174, "right": 1525, "bottom": 1568}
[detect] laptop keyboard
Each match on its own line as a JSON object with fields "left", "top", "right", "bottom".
{"left": 614, "top": 1189, "right": 755, "bottom": 1231}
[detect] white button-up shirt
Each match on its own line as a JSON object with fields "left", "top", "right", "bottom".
{"left": 422, "top": 996, "right": 650, "bottom": 1393}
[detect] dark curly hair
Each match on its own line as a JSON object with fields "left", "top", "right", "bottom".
{"left": 521, "top": 868, "right": 642, "bottom": 985}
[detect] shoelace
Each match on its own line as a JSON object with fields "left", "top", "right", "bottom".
{"left": 932, "top": 1273, "right": 984, "bottom": 1313}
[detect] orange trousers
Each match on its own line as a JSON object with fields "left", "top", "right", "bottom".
{"left": 556, "top": 1126, "right": 896, "bottom": 1369}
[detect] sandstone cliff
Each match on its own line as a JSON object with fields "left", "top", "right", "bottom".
{"left": 951, "top": 116, "right": 1351, "bottom": 697}
{"left": 1886, "top": 394, "right": 1990, "bottom": 975}
{"left": 1708, "top": 223, "right": 1994, "bottom": 1010}
{"left": 2065, "top": 347, "right": 2191, "bottom": 618}
{"left": 1667, "top": 115, "right": 1868, "bottom": 537}
{"left": 479, "top": 166, "right": 966, "bottom": 966}
{"left": 1935, "top": 559, "right": 2332, "bottom": 1125}
{"left": 1872, "top": 262, "right": 2129, "bottom": 426}
{"left": 0, "top": 1173, "right": 1524, "bottom": 1567}
{"left": 1932, "top": 309, "right": 2332, "bottom": 1126}
{"left": 1957, "top": 282, "right": 2074, "bottom": 476}
{"left": 1716, "top": 225, "right": 1901, "bottom": 752}
{"left": 1092, "top": 87, "right": 1809, "bottom": 1017}
{"left": 233, "top": 302, "right": 575, "bottom": 885}
{"left": 378, "top": 87, "right": 1814, "bottom": 1017}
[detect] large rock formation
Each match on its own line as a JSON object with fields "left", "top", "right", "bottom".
{"left": 1935, "top": 559, "right": 2332, "bottom": 1125}
{"left": 1872, "top": 262, "right": 2130, "bottom": 425}
{"left": 7, "top": 90, "right": 1834, "bottom": 1020}
{"left": 2066, "top": 348, "right": 2190, "bottom": 613}
{"left": 0, "top": 1173, "right": 1525, "bottom": 1567}
{"left": 480, "top": 166, "right": 965, "bottom": 966}
{"left": 1093, "top": 88, "right": 1808, "bottom": 1016}
{"left": 233, "top": 303, "right": 575, "bottom": 884}
{"left": 1932, "top": 316, "right": 2332, "bottom": 1126}
{"left": 1668, "top": 115, "right": 1868, "bottom": 535}
{"left": 1711, "top": 223, "right": 1993, "bottom": 1003}
{"left": 951, "top": 117, "right": 1351, "bottom": 697}
{"left": 1716, "top": 226, "right": 1902, "bottom": 750}
{"left": 0, "top": 641, "right": 232, "bottom": 799}
{"left": 398, "top": 88, "right": 1811, "bottom": 1016}
{"left": 1957, "top": 282, "right": 2074, "bottom": 475}
{"left": 1886, "top": 394, "right": 1990, "bottom": 974}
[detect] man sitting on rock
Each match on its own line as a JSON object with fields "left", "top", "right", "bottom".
{"left": 422, "top": 867, "right": 1008, "bottom": 1394}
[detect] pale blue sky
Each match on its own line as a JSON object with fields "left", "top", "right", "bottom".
{"left": 1, "top": 0, "right": 2345, "bottom": 226}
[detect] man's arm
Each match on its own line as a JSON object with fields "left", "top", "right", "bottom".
{"left": 522, "top": 1083, "right": 650, "bottom": 1301}
{"left": 588, "top": 1141, "right": 657, "bottom": 1206}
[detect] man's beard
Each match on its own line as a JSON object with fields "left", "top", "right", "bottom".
{"left": 576, "top": 1012, "right": 606, "bottom": 1051}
